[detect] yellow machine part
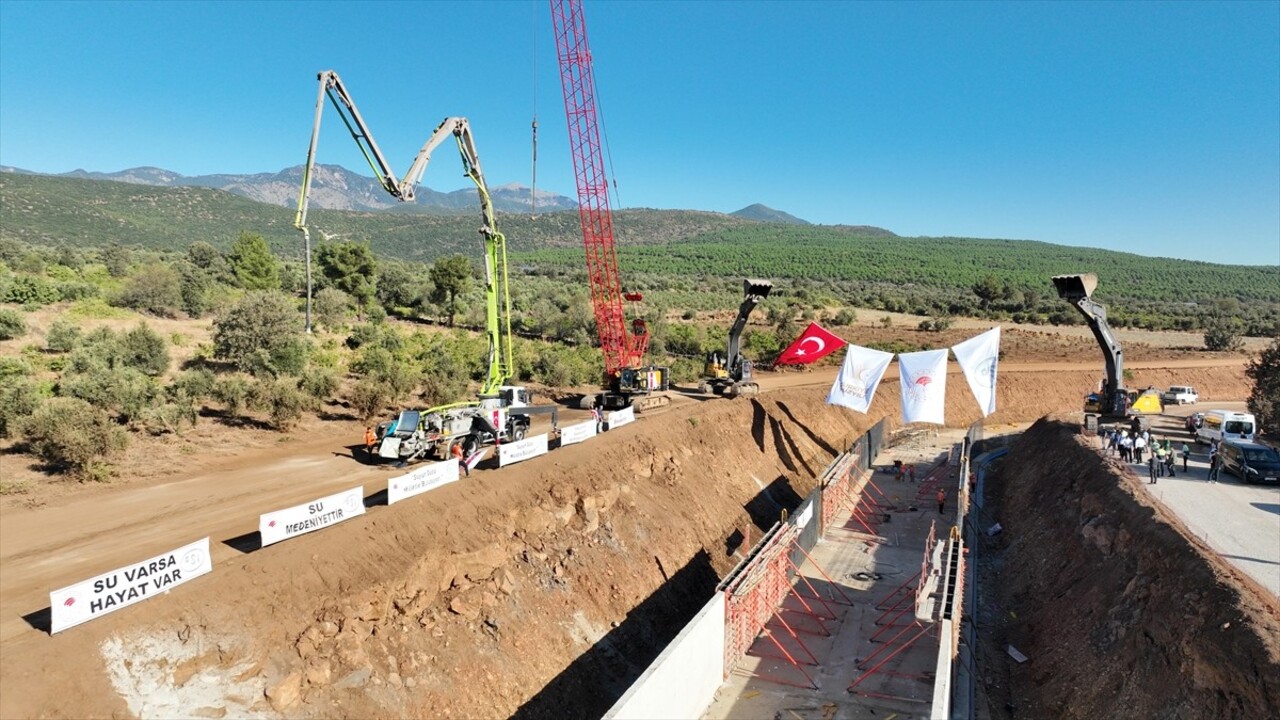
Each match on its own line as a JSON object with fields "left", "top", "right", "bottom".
{"left": 1129, "top": 390, "right": 1164, "bottom": 414}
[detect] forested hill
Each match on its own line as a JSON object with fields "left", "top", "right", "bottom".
{"left": 2, "top": 171, "right": 1276, "bottom": 311}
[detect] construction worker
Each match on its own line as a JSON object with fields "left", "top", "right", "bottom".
{"left": 451, "top": 443, "right": 469, "bottom": 477}
{"left": 936, "top": 488, "right": 946, "bottom": 515}
{"left": 907, "top": 464, "right": 916, "bottom": 483}
{"left": 1180, "top": 441, "right": 1191, "bottom": 472}
{"left": 364, "top": 426, "right": 378, "bottom": 458}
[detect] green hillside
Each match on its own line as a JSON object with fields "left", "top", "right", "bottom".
{"left": 2, "top": 172, "right": 1277, "bottom": 332}
{"left": 0, "top": 173, "right": 751, "bottom": 262}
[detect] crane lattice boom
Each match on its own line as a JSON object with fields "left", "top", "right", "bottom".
{"left": 550, "top": 0, "right": 647, "bottom": 378}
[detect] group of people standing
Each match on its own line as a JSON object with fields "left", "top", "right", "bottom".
{"left": 1102, "top": 426, "right": 1190, "bottom": 483}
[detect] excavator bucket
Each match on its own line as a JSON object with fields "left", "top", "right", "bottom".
{"left": 1051, "top": 273, "right": 1098, "bottom": 300}
{"left": 744, "top": 279, "right": 774, "bottom": 301}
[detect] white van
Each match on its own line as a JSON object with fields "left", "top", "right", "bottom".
{"left": 1196, "top": 410, "right": 1256, "bottom": 445}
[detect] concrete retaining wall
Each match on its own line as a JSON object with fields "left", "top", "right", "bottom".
{"left": 603, "top": 592, "right": 726, "bottom": 720}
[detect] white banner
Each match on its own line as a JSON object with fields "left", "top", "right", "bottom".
{"left": 560, "top": 419, "right": 598, "bottom": 446}
{"left": 260, "top": 486, "right": 365, "bottom": 547}
{"left": 50, "top": 537, "right": 213, "bottom": 634}
{"left": 826, "top": 344, "right": 894, "bottom": 413}
{"left": 898, "top": 349, "right": 948, "bottom": 425}
{"left": 387, "top": 459, "right": 460, "bottom": 505}
{"left": 499, "top": 433, "right": 549, "bottom": 467}
{"left": 607, "top": 406, "right": 635, "bottom": 430}
{"left": 951, "top": 326, "right": 1000, "bottom": 416}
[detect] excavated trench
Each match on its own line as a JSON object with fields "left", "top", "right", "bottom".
{"left": 976, "top": 418, "right": 1280, "bottom": 719}
{"left": 1, "top": 363, "right": 1265, "bottom": 719}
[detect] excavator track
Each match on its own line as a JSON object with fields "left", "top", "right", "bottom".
{"left": 632, "top": 394, "right": 671, "bottom": 413}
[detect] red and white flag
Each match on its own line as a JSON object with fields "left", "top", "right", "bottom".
{"left": 775, "top": 323, "right": 847, "bottom": 365}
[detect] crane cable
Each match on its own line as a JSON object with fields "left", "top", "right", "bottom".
{"left": 590, "top": 57, "right": 622, "bottom": 211}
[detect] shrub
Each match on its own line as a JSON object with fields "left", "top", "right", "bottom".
{"left": 253, "top": 378, "right": 307, "bottom": 430}
{"left": 313, "top": 287, "right": 353, "bottom": 330}
{"left": 140, "top": 400, "right": 198, "bottom": 436}
{"left": 57, "top": 281, "right": 98, "bottom": 302}
{"left": 168, "top": 368, "right": 216, "bottom": 404}
{"left": 1204, "top": 318, "right": 1245, "bottom": 352}
{"left": 113, "top": 264, "right": 181, "bottom": 317}
{"left": 0, "top": 377, "right": 42, "bottom": 438}
{"left": 119, "top": 323, "right": 170, "bottom": 376}
{"left": 213, "top": 291, "right": 305, "bottom": 374}
{"left": 60, "top": 365, "right": 159, "bottom": 424}
{"left": 4, "top": 276, "right": 59, "bottom": 307}
{"left": 832, "top": 308, "right": 857, "bottom": 326}
{"left": 45, "top": 319, "right": 83, "bottom": 353}
{"left": 300, "top": 366, "right": 339, "bottom": 403}
{"left": 918, "top": 316, "right": 954, "bottom": 332}
{"left": 0, "top": 308, "right": 28, "bottom": 340}
{"left": 348, "top": 377, "right": 392, "bottom": 420}
{"left": 212, "top": 374, "right": 252, "bottom": 416}
{"left": 21, "top": 397, "right": 127, "bottom": 478}
{"left": 1245, "top": 338, "right": 1280, "bottom": 433}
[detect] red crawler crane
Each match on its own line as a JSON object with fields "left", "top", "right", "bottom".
{"left": 550, "top": 0, "right": 669, "bottom": 411}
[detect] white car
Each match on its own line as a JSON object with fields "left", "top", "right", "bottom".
{"left": 1161, "top": 385, "right": 1199, "bottom": 405}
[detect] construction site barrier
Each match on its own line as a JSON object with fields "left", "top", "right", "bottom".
{"left": 259, "top": 485, "right": 365, "bottom": 547}
{"left": 497, "top": 433, "right": 550, "bottom": 467}
{"left": 602, "top": 593, "right": 726, "bottom": 719}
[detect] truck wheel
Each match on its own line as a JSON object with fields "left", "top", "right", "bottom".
{"left": 512, "top": 425, "right": 527, "bottom": 442}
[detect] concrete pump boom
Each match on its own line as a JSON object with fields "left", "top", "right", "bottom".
{"left": 293, "top": 71, "right": 512, "bottom": 396}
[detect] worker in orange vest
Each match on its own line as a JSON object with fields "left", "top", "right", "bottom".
{"left": 452, "top": 442, "right": 470, "bottom": 477}
{"left": 364, "top": 426, "right": 378, "bottom": 458}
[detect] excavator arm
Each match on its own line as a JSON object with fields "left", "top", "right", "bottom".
{"left": 726, "top": 279, "right": 774, "bottom": 375}
{"left": 1052, "top": 274, "right": 1128, "bottom": 417}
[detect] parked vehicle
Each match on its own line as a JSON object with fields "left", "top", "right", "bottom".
{"left": 1196, "top": 410, "right": 1256, "bottom": 445}
{"left": 1161, "top": 385, "right": 1199, "bottom": 405}
{"left": 1218, "top": 440, "right": 1280, "bottom": 484}
{"left": 1184, "top": 412, "right": 1205, "bottom": 433}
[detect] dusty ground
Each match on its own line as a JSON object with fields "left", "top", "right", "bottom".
{"left": 0, "top": 325, "right": 1268, "bottom": 719}
{"left": 977, "top": 418, "right": 1280, "bottom": 719}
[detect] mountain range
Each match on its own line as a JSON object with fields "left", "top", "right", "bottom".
{"left": 0, "top": 164, "right": 807, "bottom": 222}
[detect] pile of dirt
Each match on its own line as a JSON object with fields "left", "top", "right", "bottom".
{"left": 978, "top": 417, "right": 1280, "bottom": 719}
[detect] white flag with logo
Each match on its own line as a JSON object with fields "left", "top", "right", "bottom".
{"left": 951, "top": 327, "right": 1000, "bottom": 416}
{"left": 898, "top": 349, "right": 948, "bottom": 425}
{"left": 827, "top": 345, "right": 894, "bottom": 413}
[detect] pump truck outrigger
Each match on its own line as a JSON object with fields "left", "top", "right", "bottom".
{"left": 1051, "top": 273, "right": 1161, "bottom": 423}
{"left": 294, "top": 70, "right": 556, "bottom": 466}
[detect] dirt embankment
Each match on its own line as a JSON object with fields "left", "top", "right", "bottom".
{"left": 980, "top": 418, "right": 1280, "bottom": 719}
{"left": 0, "top": 361, "right": 1256, "bottom": 719}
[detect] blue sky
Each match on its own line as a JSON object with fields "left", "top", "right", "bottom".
{"left": 1, "top": 1, "right": 1277, "bottom": 266}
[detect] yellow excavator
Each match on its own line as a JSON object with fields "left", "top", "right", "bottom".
{"left": 1054, "top": 273, "right": 1162, "bottom": 420}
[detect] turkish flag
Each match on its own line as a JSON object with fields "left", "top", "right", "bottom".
{"left": 775, "top": 323, "right": 847, "bottom": 365}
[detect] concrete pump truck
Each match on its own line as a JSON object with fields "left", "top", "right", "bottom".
{"left": 295, "top": 70, "right": 554, "bottom": 465}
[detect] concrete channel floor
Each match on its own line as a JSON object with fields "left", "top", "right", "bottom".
{"left": 704, "top": 430, "right": 970, "bottom": 720}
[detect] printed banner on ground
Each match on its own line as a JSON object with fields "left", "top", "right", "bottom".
{"left": 387, "top": 459, "right": 460, "bottom": 505}
{"left": 826, "top": 344, "right": 894, "bottom": 413}
{"left": 560, "top": 419, "right": 598, "bottom": 446}
{"left": 260, "top": 486, "right": 365, "bottom": 547}
{"left": 898, "top": 349, "right": 948, "bottom": 425}
{"left": 50, "top": 537, "right": 213, "bottom": 634}
{"left": 951, "top": 326, "right": 1000, "bottom": 416}
{"left": 607, "top": 406, "right": 635, "bottom": 430}
{"left": 499, "top": 433, "right": 549, "bottom": 467}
